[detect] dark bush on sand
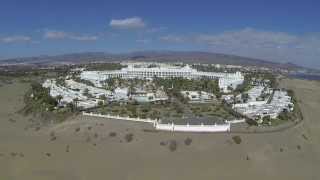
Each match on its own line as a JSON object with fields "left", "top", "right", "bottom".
{"left": 232, "top": 136, "right": 242, "bottom": 144}
{"left": 184, "top": 137, "right": 192, "bottom": 146}
{"left": 125, "top": 133, "right": 134, "bottom": 142}
{"left": 169, "top": 140, "right": 177, "bottom": 152}
{"left": 109, "top": 132, "right": 117, "bottom": 137}
{"left": 160, "top": 141, "right": 167, "bottom": 146}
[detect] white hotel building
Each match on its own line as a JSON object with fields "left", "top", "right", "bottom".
{"left": 80, "top": 64, "right": 244, "bottom": 92}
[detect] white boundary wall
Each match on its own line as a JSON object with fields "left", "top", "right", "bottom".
{"left": 154, "top": 122, "right": 230, "bottom": 132}
{"left": 225, "top": 119, "right": 246, "bottom": 124}
{"left": 82, "top": 112, "right": 155, "bottom": 123}
{"left": 82, "top": 112, "right": 241, "bottom": 133}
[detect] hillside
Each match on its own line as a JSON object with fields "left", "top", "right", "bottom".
{"left": 0, "top": 51, "right": 303, "bottom": 70}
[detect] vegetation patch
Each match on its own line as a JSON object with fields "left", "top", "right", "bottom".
{"left": 184, "top": 137, "right": 193, "bottom": 146}
{"left": 66, "top": 145, "right": 70, "bottom": 153}
{"left": 297, "top": 145, "right": 301, "bottom": 150}
{"left": 143, "top": 129, "right": 159, "bottom": 133}
{"left": 124, "top": 133, "right": 134, "bottom": 142}
{"left": 20, "top": 81, "right": 74, "bottom": 124}
{"left": 8, "top": 118, "right": 16, "bottom": 123}
{"left": 109, "top": 132, "right": 117, "bottom": 137}
{"left": 232, "top": 136, "right": 242, "bottom": 144}
{"left": 168, "top": 140, "right": 178, "bottom": 152}
{"left": 160, "top": 141, "right": 167, "bottom": 146}
{"left": 302, "top": 134, "right": 309, "bottom": 141}
{"left": 50, "top": 136, "right": 57, "bottom": 141}
{"left": 94, "top": 133, "right": 98, "bottom": 139}
{"left": 75, "top": 127, "right": 80, "bottom": 132}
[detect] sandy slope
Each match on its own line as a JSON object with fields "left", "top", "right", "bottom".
{"left": 0, "top": 79, "right": 320, "bottom": 180}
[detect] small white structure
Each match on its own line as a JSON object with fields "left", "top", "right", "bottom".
{"left": 112, "top": 87, "right": 129, "bottom": 101}
{"left": 181, "top": 91, "right": 215, "bottom": 102}
{"left": 131, "top": 90, "right": 168, "bottom": 103}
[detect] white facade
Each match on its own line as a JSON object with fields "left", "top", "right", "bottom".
{"left": 43, "top": 79, "right": 99, "bottom": 109}
{"left": 80, "top": 64, "right": 244, "bottom": 92}
{"left": 233, "top": 86, "right": 294, "bottom": 120}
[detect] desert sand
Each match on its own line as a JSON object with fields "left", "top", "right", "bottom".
{"left": 0, "top": 78, "right": 320, "bottom": 180}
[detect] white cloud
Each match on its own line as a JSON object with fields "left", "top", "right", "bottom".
{"left": 44, "top": 31, "right": 67, "bottom": 39}
{"left": 193, "top": 28, "right": 320, "bottom": 67}
{"left": 44, "top": 30, "right": 98, "bottom": 41}
{"left": 110, "top": 17, "right": 146, "bottom": 29}
{"left": 136, "top": 39, "right": 151, "bottom": 44}
{"left": 0, "top": 35, "right": 32, "bottom": 43}
{"left": 69, "top": 35, "right": 98, "bottom": 41}
{"left": 160, "top": 28, "right": 320, "bottom": 68}
{"left": 159, "top": 35, "right": 186, "bottom": 43}
{"left": 146, "top": 26, "right": 167, "bottom": 33}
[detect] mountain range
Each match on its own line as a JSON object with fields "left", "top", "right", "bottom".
{"left": 0, "top": 51, "right": 307, "bottom": 71}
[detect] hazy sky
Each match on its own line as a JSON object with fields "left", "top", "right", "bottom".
{"left": 0, "top": 0, "right": 320, "bottom": 68}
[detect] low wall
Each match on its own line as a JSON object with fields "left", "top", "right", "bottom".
{"left": 155, "top": 123, "right": 230, "bottom": 132}
{"left": 82, "top": 112, "right": 156, "bottom": 123}
{"left": 225, "top": 119, "right": 246, "bottom": 124}
{"left": 83, "top": 112, "right": 233, "bottom": 133}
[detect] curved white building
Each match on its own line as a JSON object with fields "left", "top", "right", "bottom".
{"left": 80, "top": 64, "right": 244, "bottom": 92}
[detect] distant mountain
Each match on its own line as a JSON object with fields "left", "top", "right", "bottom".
{"left": 0, "top": 50, "right": 305, "bottom": 71}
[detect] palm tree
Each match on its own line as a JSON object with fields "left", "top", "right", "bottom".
{"left": 56, "top": 95, "right": 63, "bottom": 105}
{"left": 73, "top": 98, "right": 79, "bottom": 110}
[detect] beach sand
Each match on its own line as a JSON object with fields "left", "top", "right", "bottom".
{"left": 0, "top": 78, "right": 320, "bottom": 180}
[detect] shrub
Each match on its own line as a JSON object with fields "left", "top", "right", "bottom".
{"left": 50, "top": 136, "right": 57, "bottom": 141}
{"left": 302, "top": 134, "right": 308, "bottom": 141}
{"left": 169, "top": 140, "right": 177, "bottom": 152}
{"left": 160, "top": 141, "right": 167, "bottom": 146}
{"left": 184, "top": 137, "right": 192, "bottom": 146}
{"left": 125, "top": 133, "right": 134, "bottom": 142}
{"left": 94, "top": 133, "right": 98, "bottom": 139}
{"left": 75, "top": 127, "right": 80, "bottom": 132}
{"left": 232, "top": 136, "right": 242, "bottom": 144}
{"left": 297, "top": 145, "right": 301, "bottom": 150}
{"left": 109, "top": 132, "right": 117, "bottom": 137}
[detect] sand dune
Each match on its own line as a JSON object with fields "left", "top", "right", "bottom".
{"left": 0, "top": 79, "right": 320, "bottom": 180}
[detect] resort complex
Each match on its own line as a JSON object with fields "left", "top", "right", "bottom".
{"left": 39, "top": 62, "right": 297, "bottom": 132}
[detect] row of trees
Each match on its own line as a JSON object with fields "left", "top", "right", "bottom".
{"left": 153, "top": 77, "right": 220, "bottom": 95}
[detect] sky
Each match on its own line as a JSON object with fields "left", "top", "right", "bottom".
{"left": 0, "top": 0, "right": 320, "bottom": 68}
